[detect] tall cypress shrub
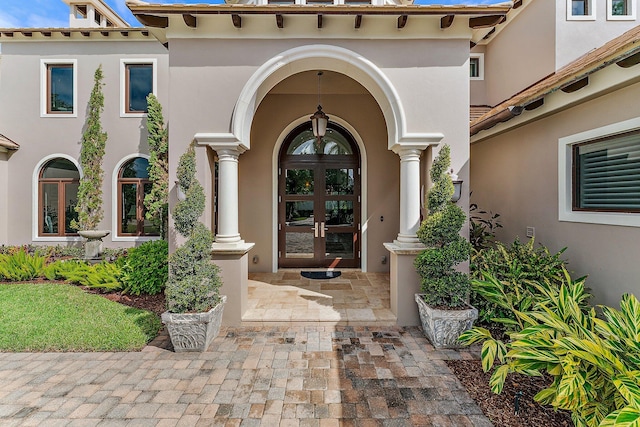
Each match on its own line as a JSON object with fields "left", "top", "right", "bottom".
{"left": 72, "top": 65, "right": 107, "bottom": 231}
{"left": 144, "top": 94, "right": 169, "bottom": 239}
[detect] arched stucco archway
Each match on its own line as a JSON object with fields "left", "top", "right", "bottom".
{"left": 196, "top": 44, "right": 443, "bottom": 151}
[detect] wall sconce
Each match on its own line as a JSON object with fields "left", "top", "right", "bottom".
{"left": 449, "top": 170, "right": 463, "bottom": 203}
{"left": 176, "top": 181, "right": 186, "bottom": 202}
{"left": 452, "top": 179, "right": 463, "bottom": 203}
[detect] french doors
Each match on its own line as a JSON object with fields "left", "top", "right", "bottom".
{"left": 278, "top": 122, "right": 360, "bottom": 268}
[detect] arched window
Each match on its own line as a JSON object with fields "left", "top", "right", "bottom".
{"left": 39, "top": 158, "right": 80, "bottom": 236}
{"left": 117, "top": 157, "right": 159, "bottom": 236}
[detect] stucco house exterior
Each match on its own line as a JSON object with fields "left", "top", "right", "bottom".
{"left": 0, "top": 0, "right": 638, "bottom": 324}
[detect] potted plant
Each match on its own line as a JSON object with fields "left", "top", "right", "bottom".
{"left": 71, "top": 65, "right": 109, "bottom": 259}
{"left": 414, "top": 144, "right": 477, "bottom": 348}
{"left": 161, "top": 143, "right": 226, "bottom": 352}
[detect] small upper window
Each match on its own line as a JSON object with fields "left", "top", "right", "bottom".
{"left": 41, "top": 60, "right": 77, "bottom": 117}
{"left": 608, "top": 0, "right": 636, "bottom": 19}
{"left": 48, "top": 64, "right": 74, "bottom": 114}
{"left": 125, "top": 64, "right": 153, "bottom": 113}
{"left": 568, "top": 0, "right": 595, "bottom": 19}
{"left": 470, "top": 54, "right": 484, "bottom": 80}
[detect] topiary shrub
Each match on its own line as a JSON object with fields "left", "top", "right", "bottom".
{"left": 166, "top": 143, "right": 222, "bottom": 313}
{"left": 414, "top": 145, "right": 471, "bottom": 308}
{"left": 121, "top": 240, "right": 168, "bottom": 296}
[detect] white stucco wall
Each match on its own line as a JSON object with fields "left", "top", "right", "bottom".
{"left": 0, "top": 40, "right": 168, "bottom": 247}
{"left": 484, "top": 0, "right": 556, "bottom": 106}
{"left": 471, "top": 80, "right": 640, "bottom": 309}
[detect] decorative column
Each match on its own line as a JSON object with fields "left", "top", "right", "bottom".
{"left": 196, "top": 138, "right": 254, "bottom": 326}
{"left": 214, "top": 147, "right": 243, "bottom": 244}
{"left": 385, "top": 142, "right": 434, "bottom": 326}
{"left": 393, "top": 147, "right": 424, "bottom": 245}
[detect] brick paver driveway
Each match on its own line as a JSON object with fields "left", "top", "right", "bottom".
{"left": 0, "top": 326, "right": 493, "bottom": 426}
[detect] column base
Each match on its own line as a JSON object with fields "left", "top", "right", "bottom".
{"left": 384, "top": 242, "right": 424, "bottom": 326}
{"left": 211, "top": 242, "right": 255, "bottom": 326}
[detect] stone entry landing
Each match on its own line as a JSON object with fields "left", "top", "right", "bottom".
{"left": 245, "top": 271, "right": 396, "bottom": 326}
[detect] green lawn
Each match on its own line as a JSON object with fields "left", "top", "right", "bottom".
{"left": 0, "top": 283, "right": 161, "bottom": 352}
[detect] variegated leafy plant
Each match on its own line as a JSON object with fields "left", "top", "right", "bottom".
{"left": 460, "top": 269, "right": 640, "bottom": 427}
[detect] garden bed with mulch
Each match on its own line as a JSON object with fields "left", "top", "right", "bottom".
{"left": 447, "top": 359, "right": 573, "bottom": 427}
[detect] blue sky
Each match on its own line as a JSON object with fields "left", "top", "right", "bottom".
{"left": 0, "top": 0, "right": 501, "bottom": 28}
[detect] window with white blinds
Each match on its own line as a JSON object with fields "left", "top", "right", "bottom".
{"left": 573, "top": 130, "right": 640, "bottom": 212}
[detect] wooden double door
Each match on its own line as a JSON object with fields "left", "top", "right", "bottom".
{"left": 278, "top": 122, "right": 361, "bottom": 268}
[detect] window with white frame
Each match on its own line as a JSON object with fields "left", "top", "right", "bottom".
{"left": 117, "top": 157, "right": 159, "bottom": 236}
{"left": 567, "top": 0, "right": 596, "bottom": 20}
{"left": 38, "top": 158, "right": 80, "bottom": 236}
{"left": 559, "top": 117, "right": 640, "bottom": 227}
{"left": 120, "top": 59, "right": 157, "bottom": 116}
{"left": 608, "top": 0, "right": 636, "bottom": 19}
{"left": 470, "top": 54, "right": 484, "bottom": 80}
{"left": 41, "top": 59, "right": 77, "bottom": 117}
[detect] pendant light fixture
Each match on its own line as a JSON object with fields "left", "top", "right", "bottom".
{"left": 310, "top": 71, "right": 329, "bottom": 145}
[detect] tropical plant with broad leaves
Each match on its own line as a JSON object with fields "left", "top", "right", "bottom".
{"left": 460, "top": 269, "right": 640, "bottom": 427}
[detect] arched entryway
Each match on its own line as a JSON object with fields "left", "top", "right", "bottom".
{"left": 278, "top": 121, "right": 361, "bottom": 268}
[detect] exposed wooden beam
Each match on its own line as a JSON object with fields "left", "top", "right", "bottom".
{"left": 513, "top": 0, "right": 523, "bottom": 8}
{"left": 231, "top": 14, "right": 242, "bottom": 28}
{"left": 470, "top": 41, "right": 476, "bottom": 49}
{"left": 469, "top": 15, "right": 505, "bottom": 29}
{"left": 440, "top": 15, "right": 454, "bottom": 29}
{"left": 482, "top": 28, "right": 496, "bottom": 40}
{"left": 81, "top": 31, "right": 90, "bottom": 37}
{"left": 617, "top": 51, "right": 640, "bottom": 68}
{"left": 561, "top": 76, "right": 589, "bottom": 93}
{"left": 183, "top": 13, "right": 197, "bottom": 28}
{"left": 41, "top": 31, "right": 52, "bottom": 37}
{"left": 62, "top": 31, "right": 71, "bottom": 37}
{"left": 162, "top": 42, "right": 169, "bottom": 49}
{"left": 276, "top": 14, "right": 284, "bottom": 28}
{"left": 317, "top": 14, "right": 323, "bottom": 29}
{"left": 101, "top": 31, "right": 109, "bottom": 36}
{"left": 135, "top": 13, "right": 169, "bottom": 28}
{"left": 397, "top": 15, "right": 408, "bottom": 29}
{"left": 121, "top": 31, "right": 129, "bottom": 37}
{"left": 21, "top": 31, "right": 33, "bottom": 37}
{"left": 354, "top": 15, "right": 362, "bottom": 29}
{"left": 142, "top": 31, "right": 149, "bottom": 36}
{"left": 1, "top": 32, "right": 13, "bottom": 37}
{"left": 524, "top": 98, "right": 544, "bottom": 111}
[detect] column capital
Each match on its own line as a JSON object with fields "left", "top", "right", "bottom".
{"left": 194, "top": 133, "right": 248, "bottom": 156}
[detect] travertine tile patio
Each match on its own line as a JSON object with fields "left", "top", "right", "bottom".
{"left": 245, "top": 270, "right": 396, "bottom": 325}
{"left": 0, "top": 326, "right": 492, "bottom": 426}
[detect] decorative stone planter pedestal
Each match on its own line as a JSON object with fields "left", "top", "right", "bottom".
{"left": 161, "top": 296, "right": 227, "bottom": 352}
{"left": 415, "top": 294, "right": 478, "bottom": 349}
{"left": 78, "top": 230, "right": 110, "bottom": 261}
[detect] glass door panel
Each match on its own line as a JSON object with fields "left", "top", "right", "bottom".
{"left": 325, "top": 233, "right": 355, "bottom": 259}
{"left": 42, "top": 183, "right": 59, "bottom": 234}
{"left": 325, "top": 168, "right": 354, "bottom": 195}
{"left": 64, "top": 182, "right": 79, "bottom": 234}
{"left": 286, "top": 169, "right": 314, "bottom": 195}
{"left": 120, "top": 183, "right": 138, "bottom": 234}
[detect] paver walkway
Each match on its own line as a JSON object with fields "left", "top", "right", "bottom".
{"left": 0, "top": 326, "right": 493, "bottom": 426}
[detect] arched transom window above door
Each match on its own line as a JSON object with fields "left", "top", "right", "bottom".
{"left": 117, "top": 157, "right": 159, "bottom": 237}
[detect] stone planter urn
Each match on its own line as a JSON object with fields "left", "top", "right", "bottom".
{"left": 415, "top": 294, "right": 478, "bottom": 349}
{"left": 161, "top": 296, "right": 227, "bottom": 352}
{"left": 78, "top": 230, "right": 110, "bottom": 261}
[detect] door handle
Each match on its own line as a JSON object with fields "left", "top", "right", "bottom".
{"left": 321, "top": 222, "right": 326, "bottom": 238}
{"left": 313, "top": 222, "right": 319, "bottom": 238}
